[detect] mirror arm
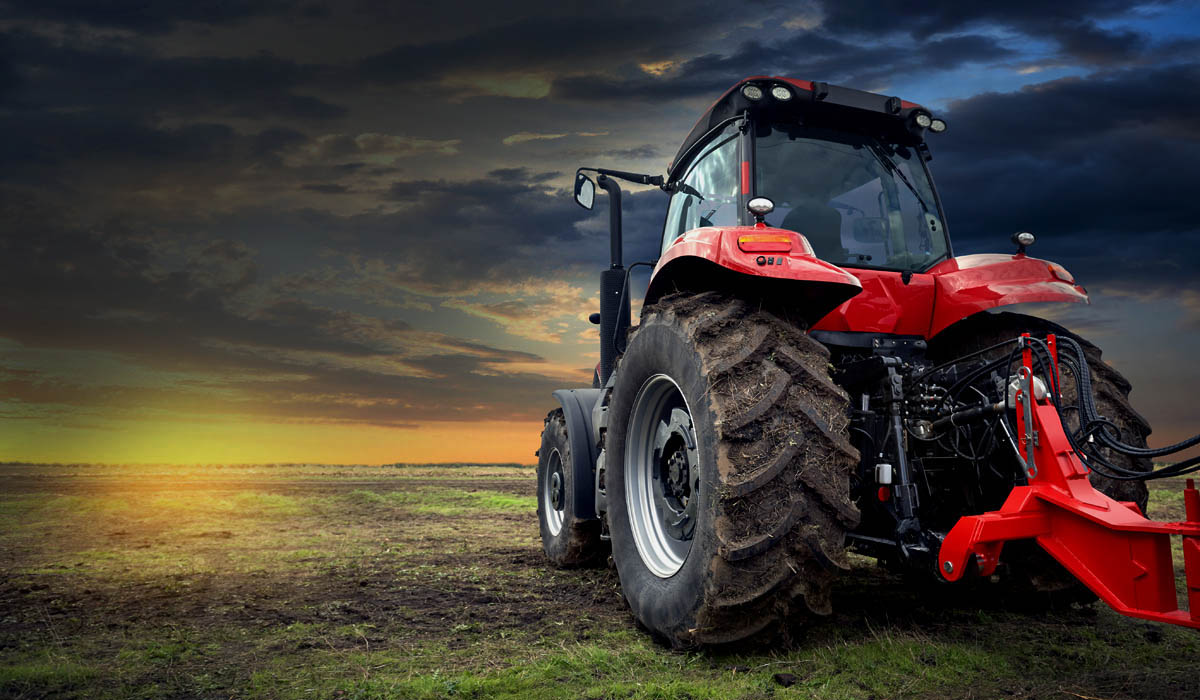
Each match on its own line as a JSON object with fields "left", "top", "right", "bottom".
{"left": 576, "top": 165, "right": 667, "bottom": 265}
{"left": 597, "top": 168, "right": 664, "bottom": 188}
{"left": 580, "top": 167, "right": 664, "bottom": 188}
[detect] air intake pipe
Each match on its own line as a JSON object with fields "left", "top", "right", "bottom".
{"left": 597, "top": 174, "right": 630, "bottom": 386}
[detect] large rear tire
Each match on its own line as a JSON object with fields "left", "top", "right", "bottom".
{"left": 929, "top": 311, "right": 1152, "bottom": 601}
{"left": 606, "top": 293, "right": 859, "bottom": 648}
{"left": 537, "top": 409, "right": 604, "bottom": 567}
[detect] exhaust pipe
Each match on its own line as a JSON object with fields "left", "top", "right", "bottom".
{"left": 597, "top": 174, "right": 630, "bottom": 386}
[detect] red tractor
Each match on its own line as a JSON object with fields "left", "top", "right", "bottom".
{"left": 537, "top": 76, "right": 1200, "bottom": 647}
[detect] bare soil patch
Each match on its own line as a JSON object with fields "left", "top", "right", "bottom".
{"left": 1, "top": 464, "right": 1197, "bottom": 700}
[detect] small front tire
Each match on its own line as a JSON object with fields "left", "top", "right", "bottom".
{"left": 537, "top": 409, "right": 603, "bottom": 567}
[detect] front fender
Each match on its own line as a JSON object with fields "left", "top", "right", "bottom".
{"left": 644, "top": 226, "right": 862, "bottom": 327}
{"left": 551, "top": 389, "right": 601, "bottom": 521}
{"left": 928, "top": 254, "right": 1089, "bottom": 337}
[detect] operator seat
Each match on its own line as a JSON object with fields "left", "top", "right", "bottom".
{"left": 780, "top": 201, "right": 846, "bottom": 263}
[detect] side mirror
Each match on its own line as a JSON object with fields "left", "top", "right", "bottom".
{"left": 574, "top": 173, "right": 595, "bottom": 210}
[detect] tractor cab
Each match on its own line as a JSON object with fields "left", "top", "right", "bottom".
{"left": 573, "top": 76, "right": 1088, "bottom": 384}
{"left": 662, "top": 77, "right": 949, "bottom": 274}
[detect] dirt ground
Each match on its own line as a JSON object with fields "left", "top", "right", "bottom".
{"left": 1, "top": 463, "right": 1197, "bottom": 699}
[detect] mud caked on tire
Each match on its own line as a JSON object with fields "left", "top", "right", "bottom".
{"left": 929, "top": 311, "right": 1152, "bottom": 601}
{"left": 606, "top": 292, "right": 860, "bottom": 648}
{"left": 537, "top": 409, "right": 604, "bottom": 567}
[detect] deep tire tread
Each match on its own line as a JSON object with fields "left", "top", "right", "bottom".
{"left": 622, "top": 292, "right": 859, "bottom": 646}
{"left": 716, "top": 494, "right": 807, "bottom": 561}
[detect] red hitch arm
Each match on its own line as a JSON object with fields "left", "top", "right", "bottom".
{"left": 938, "top": 334, "right": 1200, "bottom": 629}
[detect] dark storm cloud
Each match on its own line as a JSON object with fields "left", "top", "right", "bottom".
{"left": 301, "top": 183, "right": 352, "bottom": 194}
{"left": 816, "top": 0, "right": 1135, "bottom": 35}
{"left": 1, "top": 112, "right": 276, "bottom": 169}
{"left": 0, "top": 0, "right": 303, "bottom": 33}
{"left": 816, "top": 0, "right": 1155, "bottom": 65}
{"left": 375, "top": 170, "right": 601, "bottom": 289}
{"left": 0, "top": 110, "right": 309, "bottom": 202}
{"left": 932, "top": 62, "right": 1200, "bottom": 292}
{"left": 0, "top": 192, "right": 575, "bottom": 425}
{"left": 2, "top": 0, "right": 1198, "bottom": 456}
{"left": 354, "top": 7, "right": 743, "bottom": 85}
{"left": 604, "top": 145, "right": 663, "bottom": 160}
{"left": 941, "top": 63, "right": 1200, "bottom": 156}
{"left": 550, "top": 32, "right": 1015, "bottom": 101}
{"left": 2, "top": 29, "right": 343, "bottom": 121}
{"left": 1054, "top": 21, "right": 1147, "bottom": 65}
{"left": 346, "top": 168, "right": 667, "bottom": 291}
{"left": 147, "top": 165, "right": 667, "bottom": 311}
{"left": 1, "top": 206, "right": 369, "bottom": 360}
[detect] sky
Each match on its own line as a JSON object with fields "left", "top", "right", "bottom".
{"left": 1, "top": 0, "right": 1199, "bottom": 464}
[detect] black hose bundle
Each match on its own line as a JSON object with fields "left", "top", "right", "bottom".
{"left": 916, "top": 333, "right": 1200, "bottom": 481}
{"left": 1049, "top": 336, "right": 1200, "bottom": 481}
{"left": 985, "top": 335, "right": 1199, "bottom": 481}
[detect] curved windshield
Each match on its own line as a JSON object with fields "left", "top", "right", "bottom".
{"left": 755, "top": 123, "right": 949, "bottom": 271}
{"left": 662, "top": 121, "right": 740, "bottom": 253}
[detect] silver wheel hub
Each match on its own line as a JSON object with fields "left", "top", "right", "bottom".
{"left": 626, "top": 374, "right": 699, "bottom": 578}
{"left": 654, "top": 409, "right": 698, "bottom": 541}
{"left": 542, "top": 448, "right": 565, "bottom": 536}
{"left": 549, "top": 471, "right": 564, "bottom": 509}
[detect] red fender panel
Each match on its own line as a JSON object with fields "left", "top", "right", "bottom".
{"left": 812, "top": 269, "right": 937, "bottom": 335}
{"left": 644, "top": 226, "right": 863, "bottom": 327}
{"left": 927, "top": 254, "right": 1089, "bottom": 337}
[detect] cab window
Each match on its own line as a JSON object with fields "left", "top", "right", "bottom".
{"left": 755, "top": 123, "right": 948, "bottom": 271}
{"left": 661, "top": 122, "right": 740, "bottom": 253}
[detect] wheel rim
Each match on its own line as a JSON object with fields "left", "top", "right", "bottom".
{"left": 626, "top": 374, "right": 699, "bottom": 578}
{"left": 543, "top": 448, "right": 565, "bottom": 536}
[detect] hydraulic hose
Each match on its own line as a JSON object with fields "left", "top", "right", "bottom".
{"left": 1030, "top": 336, "right": 1200, "bottom": 480}
{"left": 922, "top": 333, "right": 1200, "bottom": 481}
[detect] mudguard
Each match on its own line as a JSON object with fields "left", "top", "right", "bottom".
{"left": 813, "top": 268, "right": 937, "bottom": 336}
{"left": 551, "top": 388, "right": 601, "bottom": 521}
{"left": 927, "top": 254, "right": 1089, "bottom": 337}
{"left": 644, "top": 226, "right": 863, "bottom": 327}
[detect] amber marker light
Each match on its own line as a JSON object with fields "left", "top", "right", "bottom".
{"left": 1048, "top": 262, "right": 1075, "bottom": 283}
{"left": 737, "top": 234, "right": 793, "bottom": 253}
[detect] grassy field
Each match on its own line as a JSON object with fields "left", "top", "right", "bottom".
{"left": 0, "top": 463, "right": 1196, "bottom": 699}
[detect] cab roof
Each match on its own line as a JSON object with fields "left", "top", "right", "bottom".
{"left": 668, "top": 76, "right": 930, "bottom": 181}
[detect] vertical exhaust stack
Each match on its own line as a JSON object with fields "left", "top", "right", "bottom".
{"left": 597, "top": 174, "right": 630, "bottom": 386}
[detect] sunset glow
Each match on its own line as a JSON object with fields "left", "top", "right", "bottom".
{"left": 3, "top": 2, "right": 1200, "bottom": 465}
{"left": 3, "top": 419, "right": 543, "bottom": 465}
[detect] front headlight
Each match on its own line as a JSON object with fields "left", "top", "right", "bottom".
{"left": 742, "top": 84, "right": 763, "bottom": 101}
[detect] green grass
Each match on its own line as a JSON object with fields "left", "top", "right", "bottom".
{"left": 1, "top": 463, "right": 1196, "bottom": 700}
{"left": 0, "top": 658, "right": 99, "bottom": 690}
{"left": 344, "top": 486, "right": 534, "bottom": 515}
{"left": 1149, "top": 488, "right": 1186, "bottom": 519}
{"left": 0, "top": 493, "right": 133, "bottom": 519}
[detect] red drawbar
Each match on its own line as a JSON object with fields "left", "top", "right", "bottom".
{"left": 938, "top": 337, "right": 1200, "bottom": 630}
{"left": 741, "top": 161, "right": 750, "bottom": 195}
